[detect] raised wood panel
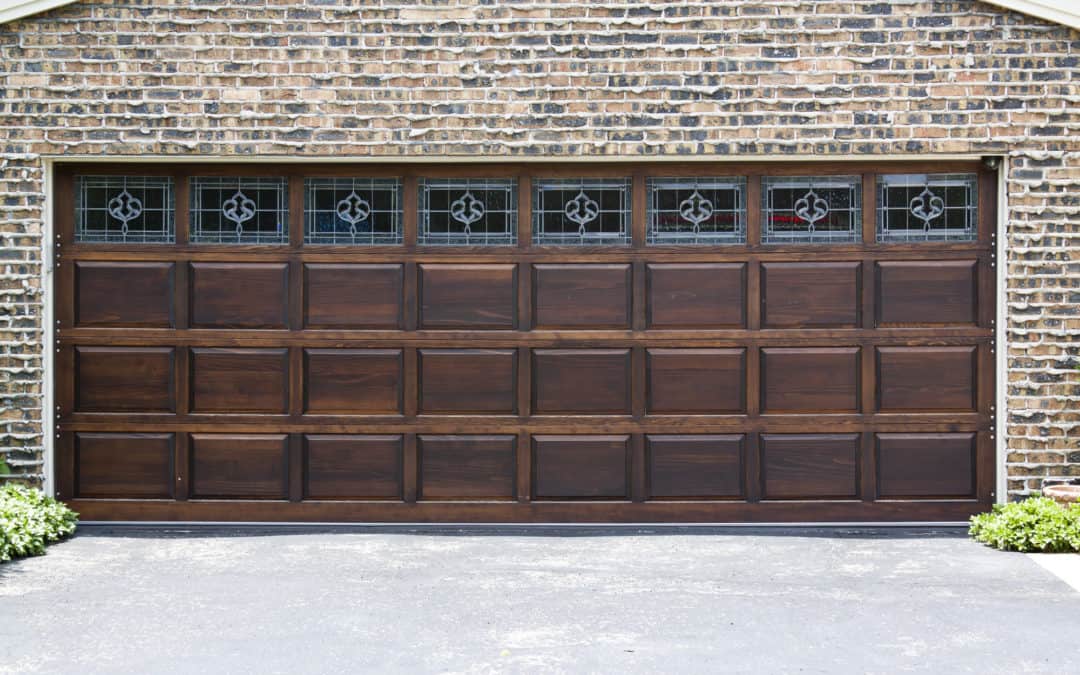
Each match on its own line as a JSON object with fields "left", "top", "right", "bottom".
{"left": 762, "top": 348, "right": 860, "bottom": 413}
{"left": 304, "top": 349, "right": 402, "bottom": 415}
{"left": 762, "top": 262, "right": 861, "bottom": 328}
{"left": 304, "top": 263, "right": 403, "bottom": 329}
{"left": 532, "top": 349, "right": 631, "bottom": 414}
{"left": 532, "top": 435, "right": 629, "bottom": 499}
{"left": 646, "top": 348, "right": 745, "bottom": 414}
{"left": 419, "top": 264, "right": 517, "bottom": 329}
{"left": 761, "top": 434, "right": 859, "bottom": 499}
{"left": 877, "top": 260, "right": 977, "bottom": 325}
{"left": 419, "top": 435, "right": 516, "bottom": 500}
{"left": 75, "top": 346, "right": 175, "bottom": 412}
{"left": 75, "top": 432, "right": 173, "bottom": 499}
{"left": 646, "top": 263, "right": 746, "bottom": 328}
{"left": 533, "top": 264, "right": 631, "bottom": 329}
{"left": 190, "top": 348, "right": 289, "bottom": 413}
{"left": 75, "top": 261, "right": 173, "bottom": 327}
{"left": 877, "top": 346, "right": 976, "bottom": 411}
{"left": 419, "top": 349, "right": 516, "bottom": 414}
{"left": 876, "top": 433, "right": 976, "bottom": 498}
{"left": 646, "top": 435, "right": 744, "bottom": 499}
{"left": 190, "top": 262, "right": 288, "bottom": 328}
{"left": 190, "top": 434, "right": 289, "bottom": 499}
{"left": 304, "top": 434, "right": 403, "bottom": 500}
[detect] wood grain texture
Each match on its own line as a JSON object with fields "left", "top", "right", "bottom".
{"left": 532, "top": 435, "right": 630, "bottom": 499}
{"left": 761, "top": 347, "right": 860, "bottom": 413}
{"left": 75, "top": 261, "right": 174, "bottom": 327}
{"left": 419, "top": 349, "right": 516, "bottom": 414}
{"left": 419, "top": 434, "right": 516, "bottom": 500}
{"left": 190, "top": 348, "right": 289, "bottom": 413}
{"left": 876, "top": 260, "right": 977, "bottom": 325}
{"left": 532, "top": 264, "right": 631, "bottom": 328}
{"left": 75, "top": 346, "right": 175, "bottom": 412}
{"left": 304, "top": 349, "right": 402, "bottom": 414}
{"left": 762, "top": 262, "right": 861, "bottom": 328}
{"left": 761, "top": 434, "right": 859, "bottom": 499}
{"left": 190, "top": 262, "right": 288, "bottom": 328}
{"left": 189, "top": 434, "right": 289, "bottom": 499}
{"left": 304, "top": 263, "right": 403, "bottom": 328}
{"left": 532, "top": 349, "right": 631, "bottom": 414}
{"left": 419, "top": 264, "right": 517, "bottom": 329}
{"left": 304, "top": 434, "right": 403, "bottom": 499}
{"left": 646, "top": 348, "right": 745, "bottom": 414}
{"left": 76, "top": 432, "right": 174, "bottom": 498}
{"left": 646, "top": 434, "right": 744, "bottom": 499}
{"left": 877, "top": 346, "right": 976, "bottom": 411}
{"left": 876, "top": 433, "right": 975, "bottom": 498}
{"left": 646, "top": 263, "right": 746, "bottom": 328}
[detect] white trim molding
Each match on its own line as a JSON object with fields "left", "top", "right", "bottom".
{"left": 0, "top": 0, "right": 74, "bottom": 25}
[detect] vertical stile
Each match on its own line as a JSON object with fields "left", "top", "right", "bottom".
{"left": 173, "top": 432, "right": 189, "bottom": 501}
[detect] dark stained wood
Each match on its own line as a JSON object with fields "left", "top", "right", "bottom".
{"left": 646, "top": 348, "right": 745, "bottom": 414}
{"left": 761, "top": 434, "right": 859, "bottom": 499}
{"left": 419, "top": 349, "right": 516, "bottom": 414}
{"left": 761, "top": 347, "right": 860, "bottom": 413}
{"left": 75, "top": 262, "right": 174, "bottom": 327}
{"left": 646, "top": 263, "right": 746, "bottom": 328}
{"left": 304, "top": 349, "right": 402, "bottom": 414}
{"left": 876, "top": 260, "right": 978, "bottom": 325}
{"left": 876, "top": 433, "right": 975, "bottom": 498}
{"left": 189, "top": 262, "right": 288, "bottom": 328}
{"left": 419, "top": 264, "right": 517, "bottom": 329}
{"left": 190, "top": 348, "right": 289, "bottom": 413}
{"left": 75, "top": 346, "right": 175, "bottom": 412}
{"left": 761, "top": 262, "right": 861, "bottom": 328}
{"left": 418, "top": 435, "right": 516, "bottom": 500}
{"left": 304, "top": 434, "right": 403, "bottom": 500}
{"left": 532, "top": 435, "right": 630, "bottom": 499}
{"left": 304, "top": 263, "right": 403, "bottom": 328}
{"left": 76, "top": 432, "right": 173, "bottom": 499}
{"left": 532, "top": 349, "right": 631, "bottom": 414}
{"left": 646, "top": 435, "right": 744, "bottom": 499}
{"left": 189, "top": 434, "right": 289, "bottom": 499}
{"left": 532, "top": 264, "right": 631, "bottom": 328}
{"left": 877, "top": 346, "right": 976, "bottom": 411}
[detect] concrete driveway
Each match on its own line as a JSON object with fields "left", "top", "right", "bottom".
{"left": 1, "top": 526, "right": 1077, "bottom": 674}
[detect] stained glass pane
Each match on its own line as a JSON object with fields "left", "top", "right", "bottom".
{"left": 533, "top": 178, "right": 631, "bottom": 246}
{"left": 877, "top": 174, "right": 977, "bottom": 242}
{"left": 190, "top": 177, "right": 288, "bottom": 244}
{"left": 648, "top": 177, "right": 745, "bottom": 244}
{"left": 762, "top": 176, "right": 861, "bottom": 244}
{"left": 75, "top": 176, "right": 174, "bottom": 244}
{"left": 305, "top": 178, "right": 401, "bottom": 245}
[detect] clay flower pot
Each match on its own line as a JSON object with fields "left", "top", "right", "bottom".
{"left": 1044, "top": 484, "right": 1080, "bottom": 507}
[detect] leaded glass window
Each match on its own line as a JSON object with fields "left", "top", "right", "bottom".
{"left": 190, "top": 177, "right": 288, "bottom": 244}
{"left": 305, "top": 178, "right": 402, "bottom": 245}
{"left": 533, "top": 178, "right": 631, "bottom": 246}
{"left": 877, "top": 173, "right": 977, "bottom": 242}
{"left": 418, "top": 178, "right": 517, "bottom": 246}
{"left": 75, "top": 176, "right": 174, "bottom": 243}
{"left": 647, "top": 177, "right": 746, "bottom": 244}
{"left": 762, "top": 176, "right": 861, "bottom": 244}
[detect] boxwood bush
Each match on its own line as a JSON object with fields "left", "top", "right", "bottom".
{"left": 969, "top": 496, "right": 1080, "bottom": 553}
{"left": 0, "top": 483, "right": 78, "bottom": 562}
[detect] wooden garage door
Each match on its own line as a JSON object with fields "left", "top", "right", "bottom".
{"left": 54, "top": 162, "right": 996, "bottom": 522}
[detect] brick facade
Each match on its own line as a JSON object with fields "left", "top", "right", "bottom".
{"left": 0, "top": 0, "right": 1076, "bottom": 498}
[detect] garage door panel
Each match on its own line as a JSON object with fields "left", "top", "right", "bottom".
{"left": 304, "top": 263, "right": 403, "bottom": 329}
{"left": 190, "top": 434, "right": 289, "bottom": 499}
{"left": 304, "top": 349, "right": 402, "bottom": 415}
{"left": 76, "top": 432, "right": 174, "bottom": 499}
{"left": 647, "top": 348, "right": 745, "bottom": 414}
{"left": 419, "top": 435, "right": 516, "bottom": 500}
{"left": 304, "top": 434, "right": 403, "bottom": 500}
{"left": 533, "top": 264, "right": 631, "bottom": 329}
{"left": 646, "top": 435, "right": 744, "bottom": 499}
{"left": 762, "top": 262, "right": 860, "bottom": 328}
{"left": 646, "top": 263, "right": 745, "bottom": 328}
{"left": 75, "top": 261, "right": 174, "bottom": 327}
{"left": 191, "top": 348, "right": 289, "bottom": 413}
{"left": 75, "top": 346, "right": 175, "bottom": 412}
{"left": 761, "top": 434, "right": 859, "bottom": 499}
{"left": 190, "top": 262, "right": 288, "bottom": 329}
{"left": 533, "top": 349, "right": 631, "bottom": 414}
{"left": 876, "top": 433, "right": 975, "bottom": 498}
{"left": 877, "top": 346, "right": 976, "bottom": 411}
{"left": 533, "top": 435, "right": 629, "bottom": 499}
{"left": 762, "top": 348, "right": 860, "bottom": 413}
{"left": 420, "top": 264, "right": 517, "bottom": 329}
{"left": 876, "top": 260, "right": 977, "bottom": 326}
{"left": 420, "top": 349, "right": 516, "bottom": 414}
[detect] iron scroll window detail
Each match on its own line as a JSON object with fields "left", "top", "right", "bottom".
{"left": 190, "top": 177, "right": 288, "bottom": 244}
{"left": 761, "top": 176, "right": 861, "bottom": 244}
{"left": 533, "top": 178, "right": 631, "bottom": 245}
{"left": 647, "top": 177, "right": 746, "bottom": 244}
{"left": 877, "top": 174, "right": 977, "bottom": 242}
{"left": 75, "top": 176, "right": 175, "bottom": 243}
{"left": 305, "top": 178, "right": 402, "bottom": 245}
{"left": 419, "top": 178, "right": 517, "bottom": 246}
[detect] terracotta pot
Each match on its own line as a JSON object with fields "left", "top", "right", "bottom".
{"left": 1044, "top": 484, "right": 1080, "bottom": 507}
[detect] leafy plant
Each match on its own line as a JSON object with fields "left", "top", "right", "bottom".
{"left": 0, "top": 483, "right": 78, "bottom": 563}
{"left": 0, "top": 455, "right": 10, "bottom": 475}
{"left": 969, "top": 496, "right": 1080, "bottom": 553}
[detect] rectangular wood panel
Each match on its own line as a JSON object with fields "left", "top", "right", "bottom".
{"left": 646, "top": 348, "right": 745, "bottom": 414}
{"left": 419, "top": 264, "right": 516, "bottom": 329}
{"left": 761, "top": 434, "right": 859, "bottom": 499}
{"left": 762, "top": 262, "right": 861, "bottom": 328}
{"left": 304, "top": 349, "right": 402, "bottom": 415}
{"left": 75, "top": 346, "right": 174, "bottom": 412}
{"left": 190, "top": 262, "right": 288, "bottom": 328}
{"left": 76, "top": 433, "right": 173, "bottom": 499}
{"left": 876, "top": 433, "right": 976, "bottom": 498}
{"left": 419, "top": 349, "right": 516, "bottom": 414}
{"left": 190, "top": 434, "right": 289, "bottom": 499}
{"left": 532, "top": 435, "right": 629, "bottom": 499}
{"left": 533, "top": 264, "right": 631, "bottom": 329}
{"left": 646, "top": 263, "right": 746, "bottom": 328}
{"left": 419, "top": 435, "right": 516, "bottom": 500}
{"left": 75, "top": 261, "right": 174, "bottom": 327}
{"left": 877, "top": 346, "right": 976, "bottom": 411}
{"left": 304, "top": 263, "right": 403, "bottom": 329}
{"left": 646, "top": 435, "right": 744, "bottom": 499}
{"left": 190, "top": 348, "right": 289, "bottom": 413}
{"left": 532, "top": 349, "right": 631, "bottom": 414}
{"left": 762, "top": 348, "right": 860, "bottom": 413}
{"left": 876, "top": 260, "right": 977, "bottom": 325}
{"left": 304, "top": 435, "right": 403, "bottom": 500}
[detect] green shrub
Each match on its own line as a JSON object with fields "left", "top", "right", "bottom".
{"left": 0, "top": 483, "right": 78, "bottom": 563}
{"left": 969, "top": 496, "right": 1080, "bottom": 553}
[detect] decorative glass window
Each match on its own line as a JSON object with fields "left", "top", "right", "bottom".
{"left": 304, "top": 178, "right": 402, "bottom": 245}
{"left": 647, "top": 177, "right": 746, "bottom": 244}
{"left": 533, "top": 178, "right": 631, "bottom": 246}
{"left": 877, "top": 174, "right": 977, "bottom": 242}
{"left": 418, "top": 178, "right": 517, "bottom": 245}
{"left": 190, "top": 177, "right": 288, "bottom": 244}
{"left": 762, "top": 176, "right": 861, "bottom": 244}
{"left": 75, "top": 176, "right": 174, "bottom": 243}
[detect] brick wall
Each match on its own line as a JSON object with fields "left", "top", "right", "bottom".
{"left": 0, "top": 0, "right": 1076, "bottom": 497}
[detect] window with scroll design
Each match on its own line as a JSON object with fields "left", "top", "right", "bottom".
{"left": 762, "top": 176, "right": 861, "bottom": 244}
{"left": 75, "top": 176, "right": 174, "bottom": 243}
{"left": 647, "top": 177, "right": 746, "bottom": 244}
{"left": 305, "top": 178, "right": 402, "bottom": 245}
{"left": 532, "top": 178, "right": 631, "bottom": 245}
{"left": 877, "top": 174, "right": 977, "bottom": 242}
{"left": 190, "top": 176, "right": 288, "bottom": 244}
{"left": 419, "top": 178, "right": 517, "bottom": 245}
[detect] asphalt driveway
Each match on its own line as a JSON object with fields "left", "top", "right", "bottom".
{"left": 1, "top": 526, "right": 1077, "bottom": 674}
